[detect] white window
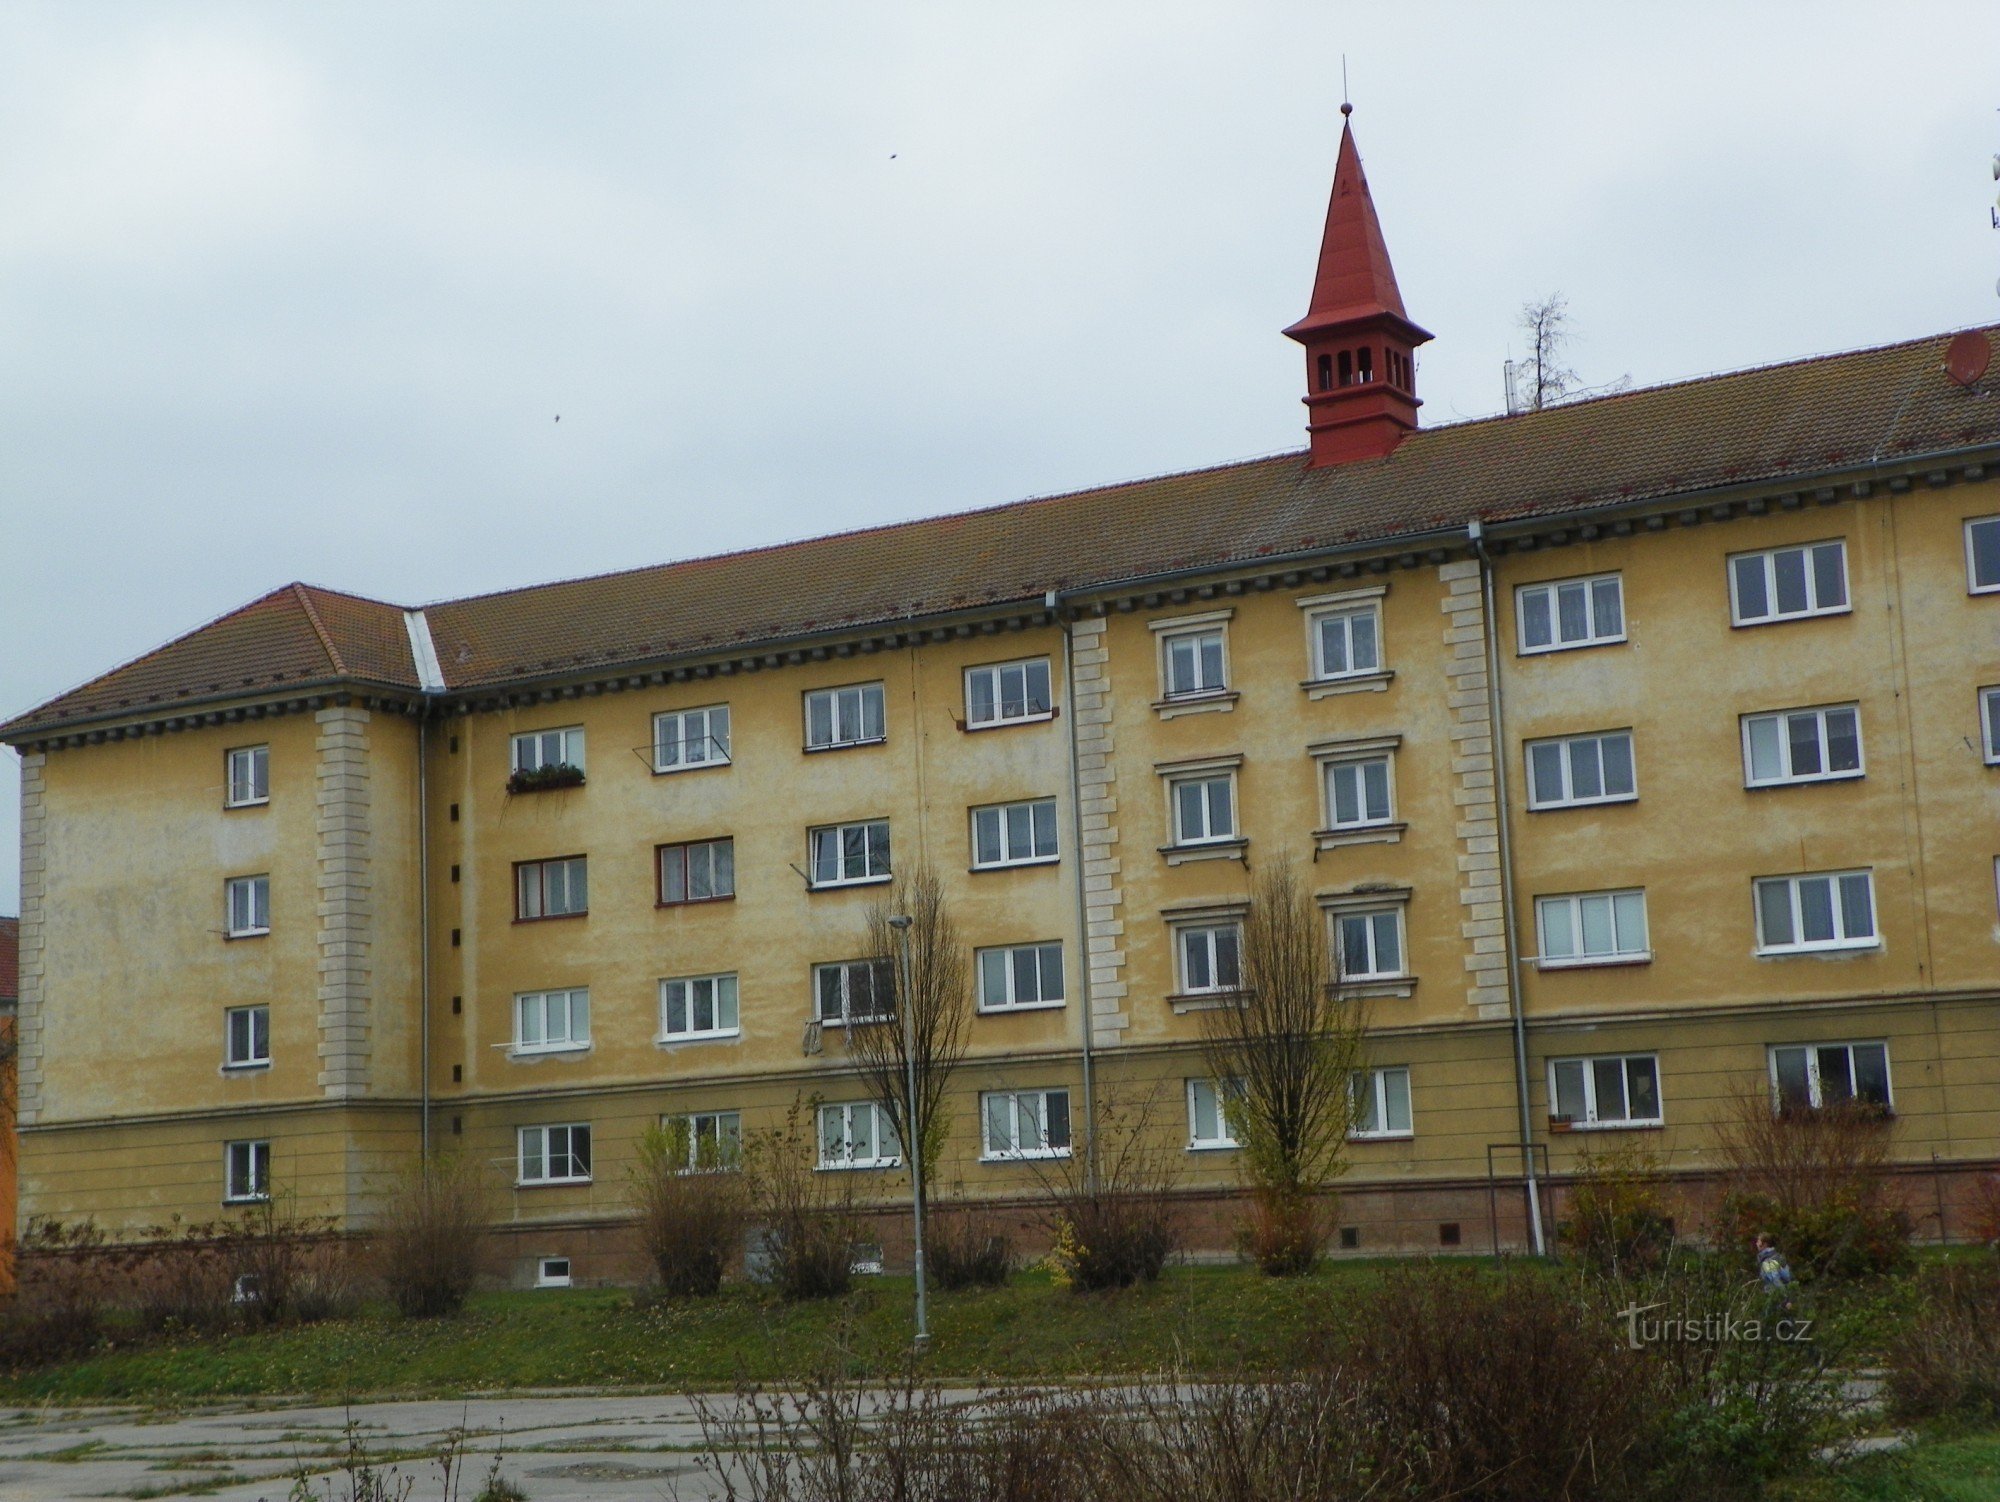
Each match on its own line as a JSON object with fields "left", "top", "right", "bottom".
{"left": 1769, "top": 1041, "right": 1891, "bottom": 1111}
{"left": 965, "top": 658, "right": 1053, "bottom": 727}
{"left": 1177, "top": 922, "right": 1242, "bottom": 995}
{"left": 661, "top": 973, "right": 740, "bottom": 1041}
{"left": 1754, "top": 870, "right": 1877, "bottom": 954}
{"left": 817, "top": 1101, "right": 900, "bottom": 1169}
{"left": 1309, "top": 603, "right": 1383, "bottom": 681}
{"left": 515, "top": 988, "right": 590, "bottom": 1053}
{"left": 664, "top": 1110, "right": 743, "bottom": 1172}
{"left": 226, "top": 875, "right": 270, "bottom": 937}
{"left": 1967, "top": 516, "right": 2000, "bottom": 594}
{"left": 1549, "top": 1053, "right": 1661, "bottom": 1127}
{"left": 981, "top": 1089, "right": 1072, "bottom": 1160}
{"left": 518, "top": 1124, "right": 592, "bottom": 1185}
{"left": 1336, "top": 909, "right": 1404, "bottom": 981}
{"left": 226, "top": 745, "right": 269, "bottom": 807}
{"left": 535, "top": 1257, "right": 572, "bottom": 1288}
{"left": 659, "top": 838, "right": 735, "bottom": 905}
{"left": 1517, "top": 574, "right": 1625, "bottom": 653}
{"left": 1535, "top": 890, "right": 1649, "bottom": 967}
{"left": 516, "top": 856, "right": 588, "bottom": 919}
{"left": 224, "top": 1139, "right": 271, "bottom": 1202}
{"left": 1743, "top": 705, "right": 1863, "bottom": 786}
{"left": 225, "top": 1005, "right": 270, "bottom": 1068}
{"left": 1162, "top": 627, "right": 1228, "bottom": 698}
{"left": 976, "top": 942, "right": 1065, "bottom": 1011}
{"left": 1729, "top": 541, "right": 1849, "bottom": 625}
{"left": 1169, "top": 773, "right": 1237, "bottom": 845}
{"left": 1526, "top": 730, "right": 1636, "bottom": 809}
{"left": 971, "top": 798, "right": 1059, "bottom": 868}
{"left": 809, "top": 819, "right": 891, "bottom": 887}
{"left": 804, "top": 683, "right": 886, "bottom": 750}
{"left": 1324, "top": 756, "right": 1394, "bottom": 829}
{"left": 814, "top": 958, "right": 895, "bottom": 1025}
{"left": 511, "top": 726, "right": 585, "bottom": 774}
{"left": 654, "top": 705, "right": 731, "bottom": 772}
{"left": 1980, "top": 687, "right": 2000, "bottom": 765}
{"left": 1186, "top": 1079, "right": 1240, "bottom": 1149}
{"left": 1351, "top": 1067, "right": 1413, "bottom": 1138}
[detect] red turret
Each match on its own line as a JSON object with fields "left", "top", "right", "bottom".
{"left": 1284, "top": 105, "right": 1433, "bottom": 467}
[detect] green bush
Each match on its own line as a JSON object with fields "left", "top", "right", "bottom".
{"left": 1557, "top": 1143, "right": 1675, "bottom": 1275}
{"left": 1885, "top": 1259, "right": 2000, "bottom": 1424}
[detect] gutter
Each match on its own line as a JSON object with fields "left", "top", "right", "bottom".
{"left": 1050, "top": 587, "right": 1100, "bottom": 1191}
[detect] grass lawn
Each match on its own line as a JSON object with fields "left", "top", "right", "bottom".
{"left": 1780, "top": 1431, "right": 2000, "bottom": 1501}
{"left": 0, "top": 1262, "right": 1433, "bottom": 1403}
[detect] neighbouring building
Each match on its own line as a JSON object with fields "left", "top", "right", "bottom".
{"left": 6, "top": 114, "right": 1999, "bottom": 1282}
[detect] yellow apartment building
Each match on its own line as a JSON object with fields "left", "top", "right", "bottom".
{"left": 6, "top": 116, "right": 2000, "bottom": 1279}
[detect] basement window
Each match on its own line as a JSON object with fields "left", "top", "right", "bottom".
{"left": 536, "top": 1257, "right": 573, "bottom": 1288}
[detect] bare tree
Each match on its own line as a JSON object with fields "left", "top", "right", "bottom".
{"left": 1517, "top": 292, "right": 1580, "bottom": 411}
{"left": 1200, "top": 859, "right": 1368, "bottom": 1271}
{"left": 846, "top": 860, "right": 970, "bottom": 1209}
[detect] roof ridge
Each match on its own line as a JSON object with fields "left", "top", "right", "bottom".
{"left": 289, "top": 583, "right": 347, "bottom": 676}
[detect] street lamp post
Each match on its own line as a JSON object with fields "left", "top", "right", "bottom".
{"left": 886, "top": 914, "right": 929, "bottom": 1350}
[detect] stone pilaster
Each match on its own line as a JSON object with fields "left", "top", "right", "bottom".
{"left": 1070, "top": 618, "right": 1129, "bottom": 1047}
{"left": 1438, "top": 562, "right": 1512, "bottom": 1020}
{"left": 315, "top": 706, "right": 373, "bottom": 1096}
{"left": 15, "top": 752, "right": 47, "bottom": 1125}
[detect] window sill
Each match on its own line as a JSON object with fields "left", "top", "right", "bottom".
{"left": 1535, "top": 952, "right": 1652, "bottom": 971}
{"left": 802, "top": 738, "right": 888, "bottom": 755}
{"left": 1301, "top": 670, "right": 1394, "bottom": 700}
{"left": 963, "top": 711, "right": 1057, "bottom": 732}
{"left": 1341, "top": 977, "right": 1417, "bottom": 1000}
{"left": 1152, "top": 691, "right": 1238, "bottom": 720}
{"left": 222, "top": 1061, "right": 272, "bottom": 1073}
{"left": 1348, "top": 1131, "right": 1414, "bottom": 1143}
{"left": 1559, "top": 1120, "right": 1665, "bottom": 1134}
{"left": 971, "top": 855, "right": 1061, "bottom": 873}
{"left": 1160, "top": 838, "right": 1248, "bottom": 866}
{"left": 1186, "top": 1140, "right": 1239, "bottom": 1153}
{"left": 1313, "top": 822, "right": 1406, "bottom": 852}
{"left": 1755, "top": 942, "right": 1882, "bottom": 959}
{"left": 511, "top": 1043, "right": 592, "bottom": 1060}
{"left": 1528, "top": 795, "right": 1639, "bottom": 812}
{"left": 659, "top": 893, "right": 736, "bottom": 910}
{"left": 816, "top": 1014, "right": 895, "bottom": 1029}
{"left": 1730, "top": 607, "right": 1854, "bottom": 629}
{"left": 1518, "top": 636, "right": 1626, "bottom": 657}
{"left": 514, "top": 912, "right": 589, "bottom": 925}
{"left": 980, "top": 1149, "right": 1072, "bottom": 1164}
{"left": 223, "top": 1194, "right": 271, "bottom": 1206}
{"left": 817, "top": 1161, "right": 902, "bottom": 1172}
{"left": 223, "top": 798, "right": 271, "bottom": 811}
{"left": 652, "top": 759, "right": 732, "bottom": 777}
{"left": 808, "top": 875, "right": 894, "bottom": 893}
{"left": 656, "top": 1030, "right": 742, "bottom": 1046}
{"left": 1744, "top": 772, "right": 1867, "bottom": 790}
{"left": 516, "top": 1177, "right": 593, "bottom": 1189}
{"left": 976, "top": 999, "right": 1067, "bottom": 1016}
{"left": 224, "top": 929, "right": 270, "bottom": 942}
{"left": 1168, "top": 991, "right": 1236, "bottom": 1014}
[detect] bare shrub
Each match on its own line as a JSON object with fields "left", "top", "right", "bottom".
{"left": 372, "top": 1153, "right": 491, "bottom": 1318}
{"left": 1040, "top": 1093, "right": 1178, "bottom": 1293}
{"left": 630, "top": 1119, "right": 748, "bottom": 1298}
{"left": 1556, "top": 1140, "right": 1675, "bottom": 1275}
{"left": 1885, "top": 1259, "right": 2000, "bottom": 1424}
{"left": 747, "top": 1099, "right": 862, "bottom": 1302}
{"left": 1713, "top": 1089, "right": 1911, "bottom": 1279}
{"left": 926, "top": 1203, "right": 1011, "bottom": 1291}
{"left": 130, "top": 1218, "right": 240, "bottom": 1335}
{"left": 0, "top": 1219, "right": 125, "bottom": 1368}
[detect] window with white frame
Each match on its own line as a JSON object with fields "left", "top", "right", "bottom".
{"left": 804, "top": 683, "right": 886, "bottom": 749}
{"left": 1309, "top": 602, "right": 1382, "bottom": 680}
{"left": 535, "top": 1257, "right": 572, "bottom": 1288}
{"left": 226, "top": 875, "right": 270, "bottom": 937}
{"left": 1324, "top": 756, "right": 1394, "bottom": 829}
{"left": 1351, "top": 1067, "right": 1413, "bottom": 1138}
{"left": 1161, "top": 626, "right": 1228, "bottom": 698}
{"left": 517, "top": 856, "right": 588, "bottom": 919}
{"left": 1516, "top": 574, "right": 1625, "bottom": 653}
{"left": 1968, "top": 516, "right": 2000, "bottom": 594}
{"left": 654, "top": 705, "right": 731, "bottom": 772}
{"left": 1526, "top": 730, "right": 1636, "bottom": 809}
{"left": 224, "top": 1140, "right": 271, "bottom": 1202}
{"left": 1186, "top": 1079, "right": 1241, "bottom": 1149}
{"left": 814, "top": 958, "right": 896, "bottom": 1025}
{"left": 971, "top": 798, "right": 1058, "bottom": 868}
{"left": 1743, "top": 705, "right": 1863, "bottom": 786}
{"left": 518, "top": 1123, "right": 592, "bottom": 1185}
{"left": 809, "top": 819, "right": 891, "bottom": 887}
{"left": 1335, "top": 909, "right": 1404, "bottom": 981}
{"left": 817, "top": 1101, "right": 900, "bottom": 1168}
{"left": 1169, "top": 772, "right": 1237, "bottom": 846}
{"left": 659, "top": 837, "right": 735, "bottom": 905}
{"left": 515, "top": 988, "right": 590, "bottom": 1053}
{"left": 1177, "top": 922, "right": 1242, "bottom": 995}
{"left": 1754, "top": 870, "right": 1877, "bottom": 954}
{"left": 512, "top": 726, "right": 585, "bottom": 774}
{"left": 224, "top": 1005, "right": 269, "bottom": 1068}
{"left": 981, "top": 1089, "right": 1072, "bottom": 1160}
{"left": 1980, "top": 687, "right": 2000, "bottom": 765}
{"left": 976, "top": 942, "right": 1065, "bottom": 1011}
{"left": 661, "top": 973, "right": 740, "bottom": 1041}
{"left": 663, "top": 1110, "right": 743, "bottom": 1172}
{"left": 1535, "top": 889, "right": 1649, "bottom": 967}
{"left": 965, "top": 658, "right": 1053, "bottom": 727}
{"left": 226, "top": 745, "right": 269, "bottom": 807}
{"left": 1549, "top": 1053, "right": 1661, "bottom": 1127}
{"left": 1769, "top": 1041, "right": 1891, "bottom": 1111}
{"left": 1729, "top": 541, "right": 1849, "bottom": 625}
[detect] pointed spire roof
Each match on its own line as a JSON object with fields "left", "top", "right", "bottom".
{"left": 1284, "top": 107, "right": 1426, "bottom": 341}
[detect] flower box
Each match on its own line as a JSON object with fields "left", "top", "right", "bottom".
{"left": 506, "top": 763, "right": 586, "bottom": 795}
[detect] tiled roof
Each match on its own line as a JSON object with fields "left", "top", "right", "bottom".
{"left": 7, "top": 324, "right": 1999, "bottom": 740}
{"left": 0, "top": 917, "right": 18, "bottom": 1003}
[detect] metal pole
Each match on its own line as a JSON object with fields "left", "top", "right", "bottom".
{"left": 888, "top": 914, "right": 929, "bottom": 1349}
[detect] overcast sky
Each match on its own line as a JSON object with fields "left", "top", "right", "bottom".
{"left": 3, "top": 2, "right": 1997, "bottom": 914}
